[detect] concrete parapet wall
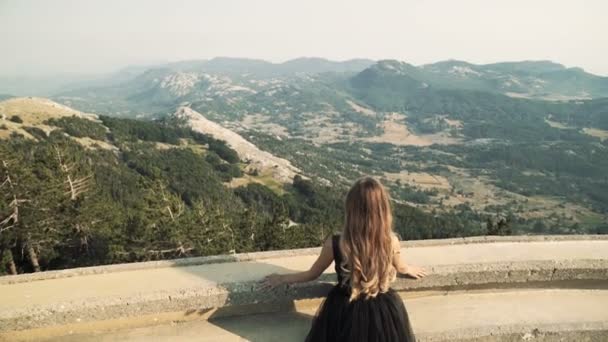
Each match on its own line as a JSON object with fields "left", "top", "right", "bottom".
{"left": 2, "top": 234, "right": 606, "bottom": 285}
{"left": 1, "top": 235, "right": 607, "bottom": 334}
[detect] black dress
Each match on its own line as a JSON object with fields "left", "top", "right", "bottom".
{"left": 305, "top": 234, "right": 416, "bottom": 342}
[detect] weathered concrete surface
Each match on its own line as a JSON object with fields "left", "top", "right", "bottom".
{"left": 1, "top": 236, "right": 607, "bottom": 335}
{"left": 13, "top": 289, "right": 607, "bottom": 342}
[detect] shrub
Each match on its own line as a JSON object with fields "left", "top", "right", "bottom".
{"left": 23, "top": 126, "right": 47, "bottom": 140}
{"left": 46, "top": 116, "right": 106, "bottom": 140}
{"left": 9, "top": 115, "right": 23, "bottom": 123}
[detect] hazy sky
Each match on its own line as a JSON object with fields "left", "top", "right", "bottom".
{"left": 1, "top": 0, "right": 607, "bottom": 76}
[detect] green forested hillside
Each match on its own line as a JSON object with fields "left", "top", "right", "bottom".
{"left": 0, "top": 116, "right": 277, "bottom": 273}
{"left": 1, "top": 113, "right": 475, "bottom": 275}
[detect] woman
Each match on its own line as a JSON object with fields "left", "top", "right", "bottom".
{"left": 261, "top": 177, "right": 427, "bottom": 342}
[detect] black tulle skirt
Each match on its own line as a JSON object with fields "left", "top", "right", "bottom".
{"left": 305, "top": 285, "right": 416, "bottom": 342}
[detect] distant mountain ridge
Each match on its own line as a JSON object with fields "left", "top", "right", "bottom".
{"left": 4, "top": 57, "right": 608, "bottom": 101}
{"left": 125, "top": 57, "right": 376, "bottom": 77}
{"left": 375, "top": 59, "right": 608, "bottom": 100}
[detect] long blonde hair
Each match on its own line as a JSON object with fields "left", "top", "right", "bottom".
{"left": 339, "top": 177, "right": 397, "bottom": 301}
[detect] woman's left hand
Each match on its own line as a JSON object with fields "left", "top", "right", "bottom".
{"left": 259, "top": 273, "right": 285, "bottom": 290}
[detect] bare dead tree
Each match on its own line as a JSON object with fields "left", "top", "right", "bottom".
{"left": 115, "top": 244, "right": 194, "bottom": 259}
{"left": 6, "top": 253, "right": 17, "bottom": 275}
{"left": 74, "top": 224, "right": 89, "bottom": 254}
{"left": 159, "top": 185, "right": 183, "bottom": 221}
{"left": 0, "top": 160, "right": 26, "bottom": 274}
{"left": 0, "top": 160, "right": 27, "bottom": 231}
{"left": 25, "top": 236, "right": 41, "bottom": 272}
{"left": 222, "top": 222, "right": 236, "bottom": 254}
{"left": 54, "top": 146, "right": 91, "bottom": 200}
{"left": 149, "top": 243, "right": 194, "bottom": 257}
{"left": 160, "top": 188, "right": 175, "bottom": 221}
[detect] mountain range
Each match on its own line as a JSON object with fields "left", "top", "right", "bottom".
{"left": 3, "top": 57, "right": 608, "bottom": 100}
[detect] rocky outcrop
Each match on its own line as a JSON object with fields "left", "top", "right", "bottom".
{"left": 173, "top": 106, "right": 300, "bottom": 183}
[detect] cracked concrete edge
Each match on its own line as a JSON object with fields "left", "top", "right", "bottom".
{"left": 2, "top": 259, "right": 607, "bottom": 331}
{"left": 2, "top": 234, "right": 607, "bottom": 285}
{"left": 418, "top": 321, "right": 608, "bottom": 342}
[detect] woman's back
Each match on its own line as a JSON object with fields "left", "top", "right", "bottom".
{"left": 262, "top": 177, "right": 425, "bottom": 342}
{"left": 306, "top": 232, "right": 416, "bottom": 342}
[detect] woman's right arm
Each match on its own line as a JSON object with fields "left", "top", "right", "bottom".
{"left": 392, "top": 235, "right": 427, "bottom": 279}
{"left": 260, "top": 236, "right": 334, "bottom": 289}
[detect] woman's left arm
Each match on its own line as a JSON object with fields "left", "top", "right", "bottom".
{"left": 260, "top": 236, "right": 334, "bottom": 290}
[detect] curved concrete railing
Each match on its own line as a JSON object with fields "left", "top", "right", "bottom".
{"left": 1, "top": 235, "right": 607, "bottom": 341}
{"left": 1, "top": 234, "right": 603, "bottom": 285}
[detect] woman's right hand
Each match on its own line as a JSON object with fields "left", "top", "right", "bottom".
{"left": 403, "top": 265, "right": 428, "bottom": 279}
